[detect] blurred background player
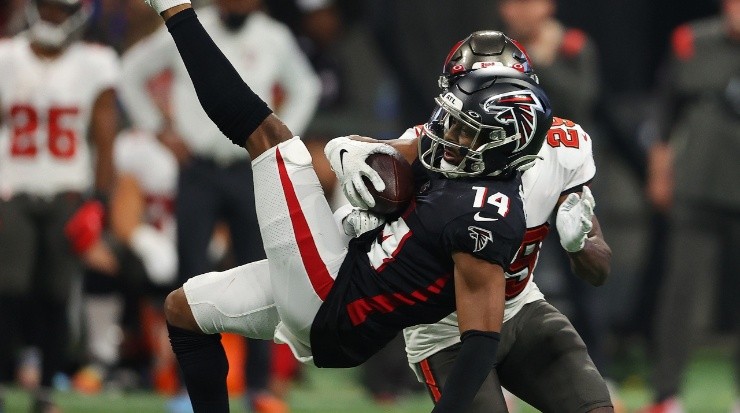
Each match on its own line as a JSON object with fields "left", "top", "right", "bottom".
{"left": 72, "top": 127, "right": 180, "bottom": 395}
{"left": 642, "top": 0, "right": 740, "bottom": 411}
{"left": 0, "top": 0, "right": 119, "bottom": 410}
{"left": 497, "top": 0, "right": 600, "bottom": 125}
{"left": 494, "top": 1, "right": 638, "bottom": 391}
{"left": 118, "top": 0, "right": 321, "bottom": 411}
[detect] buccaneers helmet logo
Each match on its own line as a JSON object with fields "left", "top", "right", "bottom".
{"left": 482, "top": 90, "right": 544, "bottom": 150}
{"left": 468, "top": 226, "right": 493, "bottom": 252}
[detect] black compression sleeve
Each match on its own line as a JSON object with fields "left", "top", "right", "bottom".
{"left": 165, "top": 8, "right": 272, "bottom": 147}
{"left": 431, "top": 330, "right": 500, "bottom": 413}
{"left": 168, "top": 323, "right": 229, "bottom": 412}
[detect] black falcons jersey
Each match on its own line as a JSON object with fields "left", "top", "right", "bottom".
{"left": 310, "top": 164, "right": 526, "bottom": 367}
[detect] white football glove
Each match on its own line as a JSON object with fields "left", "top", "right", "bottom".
{"left": 333, "top": 204, "right": 386, "bottom": 238}
{"left": 556, "top": 186, "right": 595, "bottom": 253}
{"left": 144, "top": 0, "right": 190, "bottom": 14}
{"left": 324, "top": 136, "right": 397, "bottom": 210}
{"left": 130, "top": 225, "right": 178, "bottom": 285}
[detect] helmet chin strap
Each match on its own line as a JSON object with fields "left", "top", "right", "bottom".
{"left": 439, "top": 159, "right": 468, "bottom": 178}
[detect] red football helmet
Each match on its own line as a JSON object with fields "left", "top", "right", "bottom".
{"left": 439, "top": 30, "right": 537, "bottom": 90}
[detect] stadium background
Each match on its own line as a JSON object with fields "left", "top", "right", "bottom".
{"left": 0, "top": 0, "right": 735, "bottom": 412}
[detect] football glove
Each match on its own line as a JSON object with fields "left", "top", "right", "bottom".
{"left": 65, "top": 200, "right": 105, "bottom": 254}
{"left": 130, "top": 225, "right": 178, "bottom": 285}
{"left": 324, "top": 136, "right": 397, "bottom": 210}
{"left": 556, "top": 186, "right": 595, "bottom": 253}
{"left": 144, "top": 0, "right": 190, "bottom": 14}
{"left": 336, "top": 205, "right": 386, "bottom": 238}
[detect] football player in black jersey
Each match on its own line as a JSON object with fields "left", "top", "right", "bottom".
{"left": 394, "top": 32, "right": 615, "bottom": 413}
{"left": 142, "top": 2, "right": 551, "bottom": 413}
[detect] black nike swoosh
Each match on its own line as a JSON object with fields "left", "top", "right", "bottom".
{"left": 339, "top": 149, "right": 348, "bottom": 173}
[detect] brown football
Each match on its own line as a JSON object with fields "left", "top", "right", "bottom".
{"left": 363, "top": 152, "right": 414, "bottom": 215}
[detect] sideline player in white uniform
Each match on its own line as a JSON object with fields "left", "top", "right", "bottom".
{"left": 74, "top": 129, "right": 179, "bottom": 392}
{"left": 111, "top": 129, "right": 178, "bottom": 285}
{"left": 119, "top": 0, "right": 321, "bottom": 164}
{"left": 0, "top": 0, "right": 119, "bottom": 410}
{"left": 398, "top": 32, "right": 614, "bottom": 413}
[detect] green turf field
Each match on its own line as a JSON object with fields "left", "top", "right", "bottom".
{"left": 3, "top": 347, "right": 735, "bottom": 412}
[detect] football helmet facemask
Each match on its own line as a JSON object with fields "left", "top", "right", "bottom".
{"left": 439, "top": 30, "right": 537, "bottom": 89}
{"left": 26, "top": 0, "right": 91, "bottom": 50}
{"left": 420, "top": 67, "right": 552, "bottom": 178}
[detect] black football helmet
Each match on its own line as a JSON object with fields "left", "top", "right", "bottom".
{"left": 439, "top": 30, "right": 537, "bottom": 89}
{"left": 26, "top": 0, "right": 91, "bottom": 50}
{"left": 420, "top": 67, "right": 552, "bottom": 178}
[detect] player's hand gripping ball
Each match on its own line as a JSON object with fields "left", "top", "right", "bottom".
{"left": 363, "top": 153, "right": 414, "bottom": 215}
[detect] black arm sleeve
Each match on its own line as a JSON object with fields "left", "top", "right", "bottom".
{"left": 165, "top": 8, "right": 273, "bottom": 147}
{"left": 431, "top": 330, "right": 500, "bottom": 413}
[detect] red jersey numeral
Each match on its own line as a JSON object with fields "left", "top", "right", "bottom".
{"left": 505, "top": 223, "right": 550, "bottom": 299}
{"left": 10, "top": 105, "right": 39, "bottom": 157}
{"left": 546, "top": 117, "right": 580, "bottom": 149}
{"left": 9, "top": 105, "right": 79, "bottom": 159}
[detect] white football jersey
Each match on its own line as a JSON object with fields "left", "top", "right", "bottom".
{"left": 0, "top": 36, "right": 119, "bottom": 198}
{"left": 114, "top": 129, "right": 177, "bottom": 240}
{"left": 403, "top": 118, "right": 596, "bottom": 364}
{"left": 119, "top": 8, "right": 320, "bottom": 165}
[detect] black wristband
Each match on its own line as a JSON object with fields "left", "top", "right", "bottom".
{"left": 165, "top": 8, "right": 273, "bottom": 147}
{"left": 431, "top": 330, "right": 500, "bottom": 413}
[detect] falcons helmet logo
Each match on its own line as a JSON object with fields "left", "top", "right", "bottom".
{"left": 482, "top": 90, "right": 545, "bottom": 150}
{"left": 468, "top": 226, "right": 494, "bottom": 252}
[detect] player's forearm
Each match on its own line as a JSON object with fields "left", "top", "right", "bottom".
{"left": 568, "top": 235, "right": 611, "bottom": 286}
{"left": 430, "top": 330, "right": 499, "bottom": 413}
{"left": 92, "top": 89, "right": 118, "bottom": 196}
{"left": 109, "top": 175, "right": 145, "bottom": 243}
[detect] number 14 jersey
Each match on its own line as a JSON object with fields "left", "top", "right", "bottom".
{"left": 311, "top": 170, "right": 526, "bottom": 368}
{"left": 403, "top": 118, "right": 596, "bottom": 365}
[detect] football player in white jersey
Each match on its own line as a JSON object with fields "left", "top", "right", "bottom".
{"left": 0, "top": 0, "right": 119, "bottom": 410}
{"left": 74, "top": 128, "right": 179, "bottom": 392}
{"left": 337, "top": 32, "right": 615, "bottom": 413}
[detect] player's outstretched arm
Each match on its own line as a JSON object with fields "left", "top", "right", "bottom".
{"left": 556, "top": 186, "right": 611, "bottom": 286}
{"left": 430, "top": 252, "right": 505, "bottom": 413}
{"left": 148, "top": 1, "right": 292, "bottom": 160}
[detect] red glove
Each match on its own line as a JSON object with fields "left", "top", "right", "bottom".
{"left": 64, "top": 200, "right": 105, "bottom": 254}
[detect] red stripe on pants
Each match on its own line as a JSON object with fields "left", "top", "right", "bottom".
{"left": 419, "top": 358, "right": 442, "bottom": 402}
{"left": 275, "top": 147, "right": 334, "bottom": 300}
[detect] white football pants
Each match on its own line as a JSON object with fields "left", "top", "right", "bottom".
{"left": 184, "top": 137, "right": 348, "bottom": 364}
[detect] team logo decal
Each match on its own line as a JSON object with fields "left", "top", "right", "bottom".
{"left": 482, "top": 90, "right": 544, "bottom": 150}
{"left": 468, "top": 226, "right": 493, "bottom": 252}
